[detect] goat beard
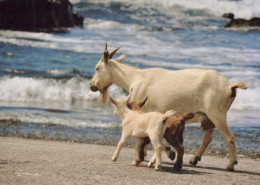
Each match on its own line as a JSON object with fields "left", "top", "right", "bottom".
{"left": 98, "top": 84, "right": 112, "bottom": 104}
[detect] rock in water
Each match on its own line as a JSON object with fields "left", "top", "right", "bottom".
{"left": 0, "top": 0, "right": 84, "bottom": 33}
{"left": 222, "top": 13, "right": 260, "bottom": 28}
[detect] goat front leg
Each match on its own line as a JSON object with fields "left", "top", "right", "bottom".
{"left": 111, "top": 132, "right": 130, "bottom": 162}
{"left": 132, "top": 138, "right": 144, "bottom": 166}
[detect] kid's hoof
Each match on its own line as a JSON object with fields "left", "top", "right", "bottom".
{"left": 189, "top": 156, "right": 201, "bottom": 166}
{"left": 173, "top": 162, "right": 182, "bottom": 171}
{"left": 154, "top": 165, "right": 161, "bottom": 171}
{"left": 147, "top": 163, "right": 153, "bottom": 168}
{"left": 111, "top": 157, "right": 116, "bottom": 162}
{"left": 132, "top": 160, "right": 140, "bottom": 166}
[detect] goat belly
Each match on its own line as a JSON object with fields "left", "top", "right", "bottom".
{"left": 132, "top": 131, "right": 147, "bottom": 138}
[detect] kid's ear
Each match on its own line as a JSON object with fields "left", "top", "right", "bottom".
{"left": 109, "top": 96, "right": 117, "bottom": 105}
{"left": 139, "top": 97, "right": 148, "bottom": 108}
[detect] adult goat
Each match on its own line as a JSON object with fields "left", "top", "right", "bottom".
{"left": 90, "top": 43, "right": 246, "bottom": 171}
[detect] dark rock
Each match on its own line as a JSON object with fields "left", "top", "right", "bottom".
{"left": 222, "top": 13, "right": 260, "bottom": 28}
{"left": 0, "top": 0, "right": 84, "bottom": 33}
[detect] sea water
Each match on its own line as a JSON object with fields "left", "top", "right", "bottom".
{"left": 0, "top": 0, "right": 259, "bottom": 157}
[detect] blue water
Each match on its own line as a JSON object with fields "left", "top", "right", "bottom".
{"left": 0, "top": 0, "right": 259, "bottom": 157}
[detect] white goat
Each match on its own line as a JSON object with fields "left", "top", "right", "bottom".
{"left": 90, "top": 43, "right": 246, "bottom": 171}
{"left": 109, "top": 94, "right": 176, "bottom": 171}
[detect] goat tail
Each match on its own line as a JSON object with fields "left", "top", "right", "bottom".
{"left": 231, "top": 82, "right": 247, "bottom": 90}
{"left": 230, "top": 82, "right": 247, "bottom": 98}
{"left": 162, "top": 110, "right": 176, "bottom": 123}
{"left": 225, "top": 82, "right": 247, "bottom": 110}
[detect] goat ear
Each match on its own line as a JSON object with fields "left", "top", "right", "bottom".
{"left": 139, "top": 97, "right": 148, "bottom": 108}
{"left": 103, "top": 43, "right": 109, "bottom": 64}
{"left": 115, "top": 53, "right": 127, "bottom": 63}
{"left": 109, "top": 96, "right": 117, "bottom": 105}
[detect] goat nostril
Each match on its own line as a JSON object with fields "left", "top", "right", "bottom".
{"left": 90, "top": 86, "right": 98, "bottom": 92}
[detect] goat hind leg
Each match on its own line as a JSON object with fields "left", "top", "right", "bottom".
{"left": 147, "top": 153, "right": 156, "bottom": 168}
{"left": 139, "top": 137, "right": 151, "bottom": 162}
{"left": 149, "top": 139, "right": 163, "bottom": 171}
{"left": 132, "top": 138, "right": 144, "bottom": 166}
{"left": 172, "top": 143, "right": 184, "bottom": 171}
{"left": 189, "top": 129, "right": 214, "bottom": 166}
{"left": 212, "top": 117, "right": 237, "bottom": 171}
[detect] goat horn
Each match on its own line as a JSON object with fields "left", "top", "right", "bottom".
{"left": 104, "top": 42, "right": 108, "bottom": 52}
{"left": 109, "top": 46, "right": 121, "bottom": 59}
{"left": 103, "top": 42, "right": 109, "bottom": 64}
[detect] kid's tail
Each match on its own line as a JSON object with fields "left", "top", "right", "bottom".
{"left": 162, "top": 110, "right": 176, "bottom": 123}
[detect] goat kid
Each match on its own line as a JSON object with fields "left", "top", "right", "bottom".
{"left": 127, "top": 97, "right": 194, "bottom": 171}
{"left": 110, "top": 95, "right": 176, "bottom": 171}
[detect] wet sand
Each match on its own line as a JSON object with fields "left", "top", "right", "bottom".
{"left": 0, "top": 137, "right": 259, "bottom": 185}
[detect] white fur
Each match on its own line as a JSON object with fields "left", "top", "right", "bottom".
{"left": 90, "top": 47, "right": 246, "bottom": 171}
{"left": 110, "top": 96, "right": 175, "bottom": 171}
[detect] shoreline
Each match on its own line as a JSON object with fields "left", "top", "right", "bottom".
{"left": 1, "top": 137, "right": 260, "bottom": 185}
{"left": 0, "top": 134, "right": 259, "bottom": 159}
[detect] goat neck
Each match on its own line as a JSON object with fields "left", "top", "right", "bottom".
{"left": 109, "top": 60, "right": 141, "bottom": 92}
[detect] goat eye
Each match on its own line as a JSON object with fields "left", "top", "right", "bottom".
{"left": 96, "top": 67, "right": 99, "bottom": 71}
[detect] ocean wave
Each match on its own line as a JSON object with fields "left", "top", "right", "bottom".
{"left": 0, "top": 74, "right": 259, "bottom": 111}
{"left": 46, "top": 69, "right": 82, "bottom": 76}
{"left": 75, "top": 0, "right": 260, "bottom": 19}
{"left": 0, "top": 113, "right": 120, "bottom": 129}
{"left": 0, "top": 76, "right": 126, "bottom": 103}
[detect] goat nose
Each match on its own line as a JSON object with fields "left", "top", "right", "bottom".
{"left": 90, "top": 85, "right": 98, "bottom": 92}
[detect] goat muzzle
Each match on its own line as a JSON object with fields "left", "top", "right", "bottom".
{"left": 90, "top": 85, "right": 99, "bottom": 92}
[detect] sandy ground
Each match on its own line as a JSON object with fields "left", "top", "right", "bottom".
{"left": 0, "top": 137, "right": 259, "bottom": 185}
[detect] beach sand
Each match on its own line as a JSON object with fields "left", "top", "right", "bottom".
{"left": 0, "top": 137, "right": 259, "bottom": 185}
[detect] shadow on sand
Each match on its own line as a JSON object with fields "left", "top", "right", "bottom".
{"left": 160, "top": 161, "right": 260, "bottom": 176}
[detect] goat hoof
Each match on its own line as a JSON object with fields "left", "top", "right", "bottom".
{"left": 155, "top": 165, "right": 161, "bottom": 171}
{"left": 147, "top": 163, "right": 153, "bottom": 168}
{"left": 226, "top": 167, "right": 234, "bottom": 172}
{"left": 169, "top": 151, "right": 176, "bottom": 161}
{"left": 226, "top": 160, "right": 238, "bottom": 172}
{"left": 174, "top": 162, "right": 182, "bottom": 171}
{"left": 132, "top": 160, "right": 140, "bottom": 166}
{"left": 189, "top": 156, "right": 201, "bottom": 166}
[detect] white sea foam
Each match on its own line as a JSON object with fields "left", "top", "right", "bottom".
{"left": 0, "top": 75, "right": 259, "bottom": 111}
{"left": 81, "top": 0, "right": 260, "bottom": 19}
{"left": 0, "top": 112, "right": 120, "bottom": 129}
{"left": 46, "top": 69, "right": 74, "bottom": 75}
{"left": 0, "top": 76, "right": 126, "bottom": 103}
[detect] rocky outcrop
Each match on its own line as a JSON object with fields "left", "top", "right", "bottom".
{"left": 222, "top": 13, "right": 260, "bottom": 28}
{"left": 0, "top": 0, "right": 84, "bottom": 33}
